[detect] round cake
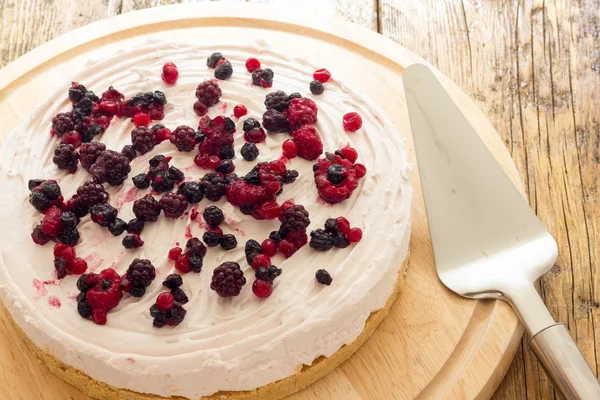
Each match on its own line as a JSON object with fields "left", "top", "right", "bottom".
{"left": 0, "top": 41, "right": 413, "bottom": 399}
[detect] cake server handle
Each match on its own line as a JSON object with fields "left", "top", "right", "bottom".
{"left": 506, "top": 283, "right": 600, "bottom": 400}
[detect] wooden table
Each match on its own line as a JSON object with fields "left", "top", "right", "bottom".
{"left": 1, "top": 1, "right": 598, "bottom": 399}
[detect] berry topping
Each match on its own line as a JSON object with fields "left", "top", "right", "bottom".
{"left": 242, "top": 118, "right": 261, "bottom": 132}
{"left": 185, "top": 237, "right": 207, "bottom": 258}
{"left": 90, "top": 150, "right": 131, "bottom": 186}
{"left": 195, "top": 80, "right": 222, "bottom": 107}
{"left": 343, "top": 112, "right": 363, "bottom": 132}
{"left": 278, "top": 239, "right": 296, "bottom": 258}
{"left": 233, "top": 104, "right": 248, "bottom": 118}
{"left": 309, "top": 80, "right": 324, "bottom": 95}
{"left": 315, "top": 269, "right": 333, "bottom": 285}
{"left": 177, "top": 181, "right": 204, "bottom": 204}
{"left": 251, "top": 253, "right": 271, "bottom": 270}
{"left": 156, "top": 292, "right": 174, "bottom": 311}
{"left": 60, "top": 211, "right": 79, "bottom": 229}
{"left": 220, "top": 234, "right": 238, "bottom": 251}
{"left": 347, "top": 227, "right": 363, "bottom": 243}
{"left": 171, "top": 287, "right": 189, "bottom": 304}
{"left": 314, "top": 152, "right": 363, "bottom": 203}
{"left": 251, "top": 68, "right": 274, "bottom": 88}
{"left": 288, "top": 98, "right": 318, "bottom": 129}
{"left": 252, "top": 279, "right": 273, "bottom": 298}
{"left": 132, "top": 112, "right": 151, "bottom": 128}
{"left": 127, "top": 218, "right": 144, "bottom": 234}
{"left": 215, "top": 159, "right": 235, "bottom": 174}
{"left": 336, "top": 217, "right": 351, "bottom": 234}
{"left": 42, "top": 206, "right": 62, "bottom": 238}
{"left": 57, "top": 226, "right": 80, "bottom": 246}
{"left": 327, "top": 164, "right": 347, "bottom": 185}
{"left": 245, "top": 57, "right": 261, "bottom": 72}
{"left": 214, "top": 60, "right": 233, "bottom": 80}
{"left": 219, "top": 145, "right": 235, "bottom": 160}
{"left": 79, "top": 142, "right": 106, "bottom": 170}
{"left": 90, "top": 203, "right": 118, "bottom": 227}
{"left": 108, "top": 218, "right": 127, "bottom": 236}
{"left": 132, "top": 173, "right": 151, "bottom": 189}
{"left": 54, "top": 257, "right": 68, "bottom": 279}
{"left": 170, "top": 125, "right": 197, "bottom": 152}
{"left": 200, "top": 172, "right": 226, "bottom": 201}
{"left": 175, "top": 253, "right": 191, "bottom": 273}
{"left": 119, "top": 144, "right": 137, "bottom": 161}
{"left": 162, "top": 274, "right": 183, "bottom": 289}
{"left": 123, "top": 234, "right": 144, "bottom": 249}
{"left": 244, "top": 127, "right": 266, "bottom": 143}
{"left": 264, "top": 90, "right": 290, "bottom": 112}
{"left": 241, "top": 143, "right": 259, "bottom": 161}
{"left": 203, "top": 206, "right": 224, "bottom": 227}
{"left": 85, "top": 268, "right": 123, "bottom": 314}
{"left": 76, "top": 181, "right": 109, "bottom": 209}
{"left": 193, "top": 101, "right": 208, "bottom": 116}
{"left": 291, "top": 124, "right": 323, "bottom": 160}
{"left": 52, "top": 144, "right": 79, "bottom": 173}
{"left": 159, "top": 192, "right": 188, "bottom": 218}
{"left": 309, "top": 229, "right": 334, "bottom": 251}
{"left": 202, "top": 230, "right": 221, "bottom": 247}
{"left": 133, "top": 194, "right": 161, "bottom": 222}
{"left": 51, "top": 112, "right": 75, "bottom": 136}
{"left": 60, "top": 131, "right": 82, "bottom": 147}
{"left": 355, "top": 163, "right": 367, "bottom": 178}
{"left": 282, "top": 139, "right": 298, "bottom": 158}
{"left": 210, "top": 262, "right": 246, "bottom": 297}
{"left": 332, "top": 231, "right": 350, "bottom": 248}
{"left": 262, "top": 109, "right": 289, "bottom": 133}
{"left": 255, "top": 265, "right": 282, "bottom": 282}
{"left": 151, "top": 302, "right": 187, "bottom": 328}
{"left": 125, "top": 258, "right": 156, "bottom": 297}
{"left": 280, "top": 204, "right": 310, "bottom": 234}
{"left": 325, "top": 218, "right": 339, "bottom": 233}
{"left": 54, "top": 243, "right": 75, "bottom": 261}
{"left": 161, "top": 62, "right": 179, "bottom": 84}
{"left": 168, "top": 247, "right": 183, "bottom": 261}
{"left": 67, "top": 257, "right": 88, "bottom": 274}
{"left": 313, "top": 68, "right": 331, "bottom": 83}
{"left": 207, "top": 52, "right": 223, "bottom": 68}
{"left": 269, "top": 231, "right": 282, "bottom": 244}
{"left": 131, "top": 126, "right": 156, "bottom": 154}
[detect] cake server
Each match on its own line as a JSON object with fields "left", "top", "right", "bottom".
{"left": 403, "top": 64, "right": 600, "bottom": 400}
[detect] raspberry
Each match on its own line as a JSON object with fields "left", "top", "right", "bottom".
{"left": 241, "top": 143, "right": 259, "bottom": 161}
{"left": 200, "top": 172, "right": 226, "bottom": 201}
{"left": 251, "top": 68, "right": 274, "bottom": 88}
{"left": 60, "top": 131, "right": 82, "bottom": 147}
{"left": 86, "top": 268, "right": 122, "bottom": 312}
{"left": 245, "top": 57, "right": 260, "bottom": 72}
{"left": 219, "top": 145, "right": 235, "bottom": 160}
{"left": 233, "top": 104, "right": 247, "bottom": 118}
{"left": 162, "top": 62, "right": 179, "bottom": 84}
{"left": 163, "top": 274, "right": 183, "bottom": 289}
{"left": 242, "top": 118, "right": 261, "bottom": 132}
{"left": 280, "top": 204, "right": 310, "bottom": 234}
{"left": 170, "top": 125, "right": 197, "bottom": 152}
{"left": 347, "top": 227, "right": 363, "bottom": 243}
{"left": 90, "top": 203, "right": 118, "bottom": 227}
{"left": 278, "top": 239, "right": 296, "bottom": 258}
{"left": 31, "top": 224, "right": 50, "bottom": 245}
{"left": 108, "top": 218, "right": 127, "bottom": 236}
{"left": 252, "top": 201, "right": 280, "bottom": 220}
{"left": 159, "top": 193, "right": 188, "bottom": 218}
{"left": 255, "top": 265, "right": 282, "bottom": 282}
{"left": 252, "top": 279, "right": 273, "bottom": 298}
{"left": 79, "top": 142, "right": 106, "bottom": 170}
{"left": 309, "top": 229, "right": 333, "bottom": 251}
{"left": 127, "top": 218, "right": 144, "bottom": 234}
{"left": 54, "top": 257, "right": 68, "bottom": 279}
{"left": 76, "top": 181, "right": 109, "bottom": 208}
{"left": 225, "top": 179, "right": 268, "bottom": 207}
{"left": 185, "top": 237, "right": 207, "bottom": 258}
{"left": 343, "top": 112, "right": 363, "bottom": 132}
{"left": 177, "top": 181, "right": 203, "bottom": 203}
{"left": 195, "top": 80, "right": 222, "bottom": 107}
{"left": 52, "top": 144, "right": 79, "bottom": 172}
{"left": 309, "top": 80, "right": 324, "bottom": 95}
{"left": 41, "top": 206, "right": 62, "bottom": 238}
{"left": 315, "top": 269, "right": 333, "bottom": 285}
{"left": 133, "top": 194, "right": 161, "bottom": 221}
{"left": 90, "top": 150, "right": 131, "bottom": 186}
{"left": 313, "top": 68, "right": 331, "bottom": 83}
{"left": 57, "top": 226, "right": 80, "bottom": 246}
{"left": 210, "top": 262, "right": 246, "bottom": 297}
{"left": 288, "top": 98, "right": 318, "bottom": 129}
{"left": 123, "top": 234, "right": 144, "bottom": 249}
{"left": 203, "top": 206, "right": 224, "bottom": 227}
{"left": 282, "top": 139, "right": 298, "bottom": 158}
{"left": 132, "top": 173, "right": 150, "bottom": 189}
{"left": 264, "top": 90, "right": 290, "bottom": 112}
{"left": 336, "top": 217, "right": 351, "bottom": 234}
{"left": 67, "top": 257, "right": 87, "bottom": 274}
{"left": 133, "top": 113, "right": 151, "bottom": 128}
{"left": 152, "top": 124, "right": 172, "bottom": 143}
{"left": 202, "top": 230, "right": 221, "bottom": 247}
{"left": 289, "top": 124, "right": 322, "bottom": 160}
{"left": 262, "top": 109, "right": 289, "bottom": 133}
{"left": 126, "top": 258, "right": 156, "bottom": 296}
{"left": 131, "top": 127, "right": 156, "bottom": 154}
{"left": 51, "top": 112, "right": 75, "bottom": 136}
{"left": 214, "top": 60, "right": 233, "bottom": 80}
{"left": 355, "top": 163, "right": 367, "bottom": 178}
{"left": 54, "top": 243, "right": 75, "bottom": 260}
{"left": 207, "top": 52, "right": 223, "bottom": 68}
{"left": 332, "top": 231, "right": 350, "bottom": 248}
{"left": 220, "top": 234, "right": 237, "bottom": 250}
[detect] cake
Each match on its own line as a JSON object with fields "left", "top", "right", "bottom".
{"left": 0, "top": 41, "right": 413, "bottom": 399}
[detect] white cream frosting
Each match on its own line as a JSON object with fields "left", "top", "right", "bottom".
{"left": 0, "top": 40, "right": 412, "bottom": 398}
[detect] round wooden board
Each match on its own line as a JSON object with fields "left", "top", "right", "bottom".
{"left": 0, "top": 4, "right": 523, "bottom": 400}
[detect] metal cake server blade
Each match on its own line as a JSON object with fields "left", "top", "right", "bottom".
{"left": 403, "top": 64, "right": 600, "bottom": 400}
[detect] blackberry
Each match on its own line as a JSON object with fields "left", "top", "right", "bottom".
{"left": 40, "top": 180, "right": 61, "bottom": 201}
{"left": 243, "top": 165, "right": 262, "bottom": 185}
{"left": 215, "top": 159, "right": 235, "bottom": 174}
{"left": 150, "top": 171, "right": 175, "bottom": 193}
{"left": 51, "top": 112, "right": 75, "bottom": 136}
{"left": 206, "top": 52, "right": 223, "bottom": 68}
{"left": 200, "top": 173, "right": 226, "bottom": 201}
{"left": 244, "top": 239, "right": 262, "bottom": 264}
{"left": 74, "top": 97, "right": 94, "bottom": 116}
{"left": 281, "top": 205, "right": 310, "bottom": 233}
{"left": 315, "top": 269, "right": 333, "bottom": 285}
{"left": 239, "top": 205, "right": 255, "bottom": 215}
{"left": 214, "top": 60, "right": 233, "bottom": 80}
{"left": 57, "top": 227, "right": 80, "bottom": 246}
{"left": 202, "top": 230, "right": 221, "bottom": 247}
{"left": 68, "top": 82, "right": 88, "bottom": 103}
{"left": 131, "top": 127, "right": 156, "bottom": 154}
{"left": 60, "top": 211, "right": 79, "bottom": 228}
{"left": 251, "top": 68, "right": 274, "bottom": 88}
{"left": 310, "top": 80, "right": 325, "bottom": 95}
{"left": 189, "top": 255, "right": 203, "bottom": 273}
{"left": 159, "top": 193, "right": 188, "bottom": 218}
{"left": 77, "top": 300, "right": 93, "bottom": 318}
{"left": 130, "top": 287, "right": 146, "bottom": 297}
{"left": 327, "top": 164, "right": 347, "bottom": 185}
{"left": 133, "top": 194, "right": 161, "bottom": 222}
{"left": 76, "top": 181, "right": 109, "bottom": 208}
{"left": 80, "top": 123, "right": 103, "bottom": 143}
{"left": 219, "top": 145, "right": 235, "bottom": 160}
{"left": 153, "top": 91, "right": 167, "bottom": 106}
{"left": 177, "top": 181, "right": 203, "bottom": 204}
{"left": 79, "top": 142, "right": 106, "bottom": 171}
{"left": 171, "top": 287, "right": 189, "bottom": 304}
{"left": 166, "top": 304, "right": 187, "bottom": 326}
{"left": 29, "top": 191, "right": 51, "bottom": 212}
{"left": 203, "top": 206, "right": 224, "bottom": 227}
{"left": 108, "top": 218, "right": 127, "bottom": 236}
{"left": 269, "top": 231, "right": 282, "bottom": 244}
{"left": 241, "top": 143, "right": 259, "bottom": 161}
{"left": 132, "top": 173, "right": 150, "bottom": 189}
{"left": 167, "top": 166, "right": 184, "bottom": 182}
{"left": 54, "top": 257, "right": 68, "bottom": 279}
{"left": 262, "top": 110, "right": 289, "bottom": 133}
{"left": 264, "top": 90, "right": 290, "bottom": 112}
{"left": 123, "top": 234, "right": 144, "bottom": 249}
{"left": 282, "top": 170, "right": 299, "bottom": 184}
{"left": 31, "top": 223, "right": 50, "bottom": 245}
{"left": 220, "top": 234, "right": 237, "bottom": 250}
{"left": 210, "top": 262, "right": 246, "bottom": 297}
{"left": 127, "top": 218, "right": 144, "bottom": 234}
{"left": 52, "top": 144, "right": 79, "bottom": 172}
{"left": 332, "top": 231, "right": 350, "bottom": 248}
{"left": 185, "top": 237, "right": 207, "bottom": 258}
{"left": 150, "top": 304, "right": 167, "bottom": 322}
{"left": 242, "top": 118, "right": 261, "bottom": 132}
{"left": 224, "top": 173, "right": 239, "bottom": 185}
{"left": 195, "top": 80, "right": 222, "bottom": 107}
{"left": 255, "top": 265, "right": 282, "bottom": 282}
{"left": 120, "top": 145, "right": 137, "bottom": 161}
{"left": 127, "top": 258, "right": 156, "bottom": 294}
{"left": 170, "top": 125, "right": 197, "bottom": 152}
{"left": 28, "top": 179, "right": 46, "bottom": 191}
{"left": 162, "top": 274, "right": 183, "bottom": 289}
{"left": 324, "top": 218, "right": 339, "bottom": 233}
{"left": 288, "top": 92, "right": 302, "bottom": 100}
{"left": 90, "top": 203, "right": 118, "bottom": 227}
{"left": 149, "top": 154, "right": 167, "bottom": 167}
{"left": 309, "top": 229, "right": 333, "bottom": 251}
{"left": 90, "top": 150, "right": 131, "bottom": 186}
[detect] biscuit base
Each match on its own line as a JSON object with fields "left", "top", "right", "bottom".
{"left": 8, "top": 259, "right": 407, "bottom": 400}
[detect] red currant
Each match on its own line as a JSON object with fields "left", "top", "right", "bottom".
{"left": 354, "top": 164, "right": 367, "bottom": 179}
{"left": 207, "top": 155, "right": 221, "bottom": 170}
{"left": 336, "top": 217, "right": 351, "bottom": 235}
{"left": 168, "top": 247, "right": 182, "bottom": 261}
{"left": 233, "top": 104, "right": 248, "bottom": 118}
{"left": 99, "top": 101, "right": 118, "bottom": 115}
{"left": 343, "top": 112, "right": 363, "bottom": 132}
{"left": 156, "top": 292, "right": 175, "bottom": 311}
{"left": 133, "top": 113, "right": 151, "bottom": 127}
{"left": 244, "top": 128, "right": 266, "bottom": 143}
{"left": 194, "top": 153, "right": 210, "bottom": 168}
{"left": 347, "top": 227, "right": 363, "bottom": 243}
{"left": 61, "top": 131, "right": 82, "bottom": 148}
{"left": 313, "top": 68, "right": 331, "bottom": 83}
{"left": 282, "top": 139, "right": 298, "bottom": 158}
{"left": 245, "top": 57, "right": 261, "bottom": 73}
{"left": 175, "top": 253, "right": 191, "bottom": 273}
{"left": 161, "top": 62, "right": 179, "bottom": 84}
{"left": 340, "top": 146, "right": 358, "bottom": 163}
{"left": 261, "top": 239, "right": 277, "bottom": 257}
{"left": 252, "top": 279, "right": 273, "bottom": 298}
{"left": 251, "top": 254, "right": 271, "bottom": 270}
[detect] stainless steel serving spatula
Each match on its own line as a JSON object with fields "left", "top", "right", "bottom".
{"left": 403, "top": 64, "right": 600, "bottom": 399}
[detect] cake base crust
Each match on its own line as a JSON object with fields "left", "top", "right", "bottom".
{"left": 7, "top": 259, "right": 407, "bottom": 400}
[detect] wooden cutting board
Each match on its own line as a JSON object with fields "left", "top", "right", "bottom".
{"left": 0, "top": 4, "right": 523, "bottom": 399}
